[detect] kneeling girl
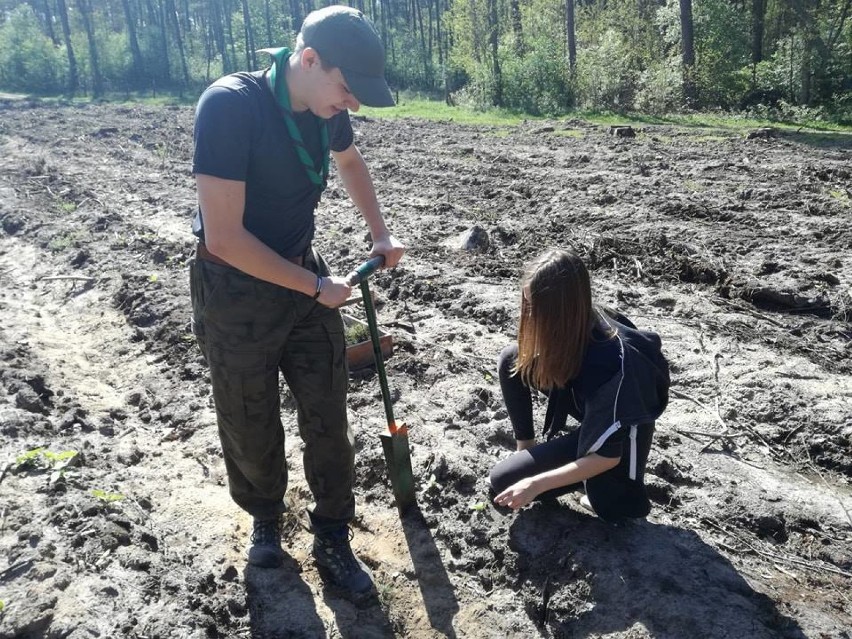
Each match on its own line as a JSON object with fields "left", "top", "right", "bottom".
{"left": 490, "top": 248, "right": 670, "bottom": 522}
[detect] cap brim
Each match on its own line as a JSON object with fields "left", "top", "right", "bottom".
{"left": 341, "top": 68, "right": 395, "bottom": 107}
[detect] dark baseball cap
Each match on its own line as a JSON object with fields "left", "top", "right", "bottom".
{"left": 301, "top": 5, "right": 394, "bottom": 108}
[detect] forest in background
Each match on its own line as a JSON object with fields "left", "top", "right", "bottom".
{"left": 0, "top": 0, "right": 849, "bottom": 120}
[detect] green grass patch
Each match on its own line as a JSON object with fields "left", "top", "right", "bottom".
{"left": 359, "top": 95, "right": 538, "bottom": 127}
{"left": 575, "top": 109, "right": 852, "bottom": 133}
{"left": 552, "top": 129, "right": 585, "bottom": 138}
{"left": 360, "top": 96, "right": 852, "bottom": 139}
{"left": 24, "top": 91, "right": 197, "bottom": 108}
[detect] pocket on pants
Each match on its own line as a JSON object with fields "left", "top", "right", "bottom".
{"left": 189, "top": 259, "right": 207, "bottom": 341}
{"left": 189, "top": 259, "right": 227, "bottom": 340}
{"left": 285, "top": 314, "right": 347, "bottom": 396}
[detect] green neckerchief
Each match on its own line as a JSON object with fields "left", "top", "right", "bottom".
{"left": 260, "top": 47, "right": 329, "bottom": 193}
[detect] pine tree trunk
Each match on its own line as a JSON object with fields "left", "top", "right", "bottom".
{"left": 264, "top": 0, "right": 273, "bottom": 46}
{"left": 156, "top": 0, "right": 172, "bottom": 85}
{"left": 223, "top": 0, "right": 238, "bottom": 72}
{"left": 799, "top": 33, "right": 813, "bottom": 105}
{"left": 679, "top": 0, "right": 697, "bottom": 106}
{"left": 55, "top": 0, "right": 78, "bottom": 94}
{"left": 40, "top": 0, "right": 59, "bottom": 45}
{"left": 76, "top": 0, "right": 104, "bottom": 97}
{"left": 751, "top": 0, "right": 765, "bottom": 67}
{"left": 511, "top": 0, "right": 523, "bottom": 55}
{"left": 241, "top": 0, "right": 257, "bottom": 70}
{"left": 289, "top": 0, "right": 302, "bottom": 32}
{"left": 122, "top": 0, "right": 145, "bottom": 83}
{"left": 166, "top": 0, "right": 191, "bottom": 87}
{"left": 209, "top": 0, "right": 228, "bottom": 74}
{"left": 565, "top": 0, "right": 576, "bottom": 74}
{"left": 487, "top": 0, "right": 501, "bottom": 106}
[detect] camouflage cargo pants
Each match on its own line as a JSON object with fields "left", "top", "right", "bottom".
{"left": 189, "top": 250, "right": 354, "bottom": 529}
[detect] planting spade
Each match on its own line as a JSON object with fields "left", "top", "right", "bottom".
{"left": 345, "top": 256, "right": 416, "bottom": 515}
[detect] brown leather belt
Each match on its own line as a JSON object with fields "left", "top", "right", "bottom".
{"left": 196, "top": 242, "right": 304, "bottom": 267}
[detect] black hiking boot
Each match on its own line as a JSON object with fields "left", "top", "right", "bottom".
{"left": 312, "top": 527, "right": 374, "bottom": 595}
{"left": 247, "top": 516, "right": 285, "bottom": 568}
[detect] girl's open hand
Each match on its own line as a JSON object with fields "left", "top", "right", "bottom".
{"left": 494, "top": 477, "right": 540, "bottom": 510}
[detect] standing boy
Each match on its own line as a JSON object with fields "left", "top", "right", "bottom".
{"left": 190, "top": 5, "right": 403, "bottom": 596}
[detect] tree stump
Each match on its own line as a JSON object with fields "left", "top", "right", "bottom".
{"left": 747, "top": 127, "right": 777, "bottom": 140}
{"left": 610, "top": 125, "right": 636, "bottom": 138}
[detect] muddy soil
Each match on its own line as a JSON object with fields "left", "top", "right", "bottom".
{"left": 0, "top": 99, "right": 850, "bottom": 639}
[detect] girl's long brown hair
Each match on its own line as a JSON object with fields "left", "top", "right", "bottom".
{"left": 514, "top": 249, "right": 606, "bottom": 389}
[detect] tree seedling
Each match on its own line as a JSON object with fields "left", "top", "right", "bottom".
{"left": 13, "top": 448, "right": 78, "bottom": 472}
{"left": 91, "top": 489, "right": 124, "bottom": 503}
{"left": 13, "top": 448, "right": 80, "bottom": 488}
{"left": 344, "top": 321, "right": 370, "bottom": 346}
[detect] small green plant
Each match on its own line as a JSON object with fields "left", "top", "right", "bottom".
{"left": 148, "top": 273, "right": 159, "bottom": 283}
{"left": 377, "top": 582, "right": 396, "bottom": 606}
{"left": 91, "top": 489, "right": 124, "bottom": 503}
{"left": 43, "top": 450, "right": 78, "bottom": 464}
{"left": 344, "top": 322, "right": 370, "bottom": 346}
{"left": 59, "top": 199, "right": 77, "bottom": 213}
{"left": 14, "top": 447, "right": 45, "bottom": 469}
{"left": 469, "top": 500, "right": 488, "bottom": 512}
{"left": 683, "top": 179, "right": 706, "bottom": 192}
{"left": 422, "top": 473, "right": 438, "bottom": 493}
{"left": 14, "top": 448, "right": 79, "bottom": 486}
{"left": 829, "top": 190, "right": 850, "bottom": 206}
{"left": 47, "top": 231, "right": 82, "bottom": 252}
{"left": 155, "top": 142, "right": 170, "bottom": 168}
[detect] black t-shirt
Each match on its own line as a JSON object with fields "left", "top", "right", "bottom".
{"left": 192, "top": 70, "right": 354, "bottom": 258}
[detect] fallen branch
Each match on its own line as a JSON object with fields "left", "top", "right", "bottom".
{"left": 383, "top": 320, "right": 417, "bottom": 333}
{"left": 675, "top": 428, "right": 748, "bottom": 440}
{"left": 704, "top": 518, "right": 852, "bottom": 579}
{"left": 670, "top": 388, "right": 727, "bottom": 430}
{"left": 0, "top": 557, "right": 34, "bottom": 580}
{"left": 671, "top": 388, "right": 778, "bottom": 457}
{"left": 805, "top": 451, "right": 852, "bottom": 529}
{"left": 39, "top": 275, "right": 95, "bottom": 283}
{"left": 714, "top": 297, "right": 786, "bottom": 328}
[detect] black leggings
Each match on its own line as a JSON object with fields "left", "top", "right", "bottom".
{"left": 492, "top": 344, "right": 654, "bottom": 521}
{"left": 497, "top": 343, "right": 538, "bottom": 441}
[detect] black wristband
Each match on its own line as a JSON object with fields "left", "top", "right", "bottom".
{"left": 312, "top": 275, "right": 323, "bottom": 300}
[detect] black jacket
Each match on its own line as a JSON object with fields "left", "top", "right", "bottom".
{"left": 543, "top": 316, "right": 670, "bottom": 476}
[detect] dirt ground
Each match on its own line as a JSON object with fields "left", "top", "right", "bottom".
{"left": 0, "top": 98, "right": 850, "bottom": 639}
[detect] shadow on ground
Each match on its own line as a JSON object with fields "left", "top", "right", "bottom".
{"left": 510, "top": 505, "right": 807, "bottom": 639}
